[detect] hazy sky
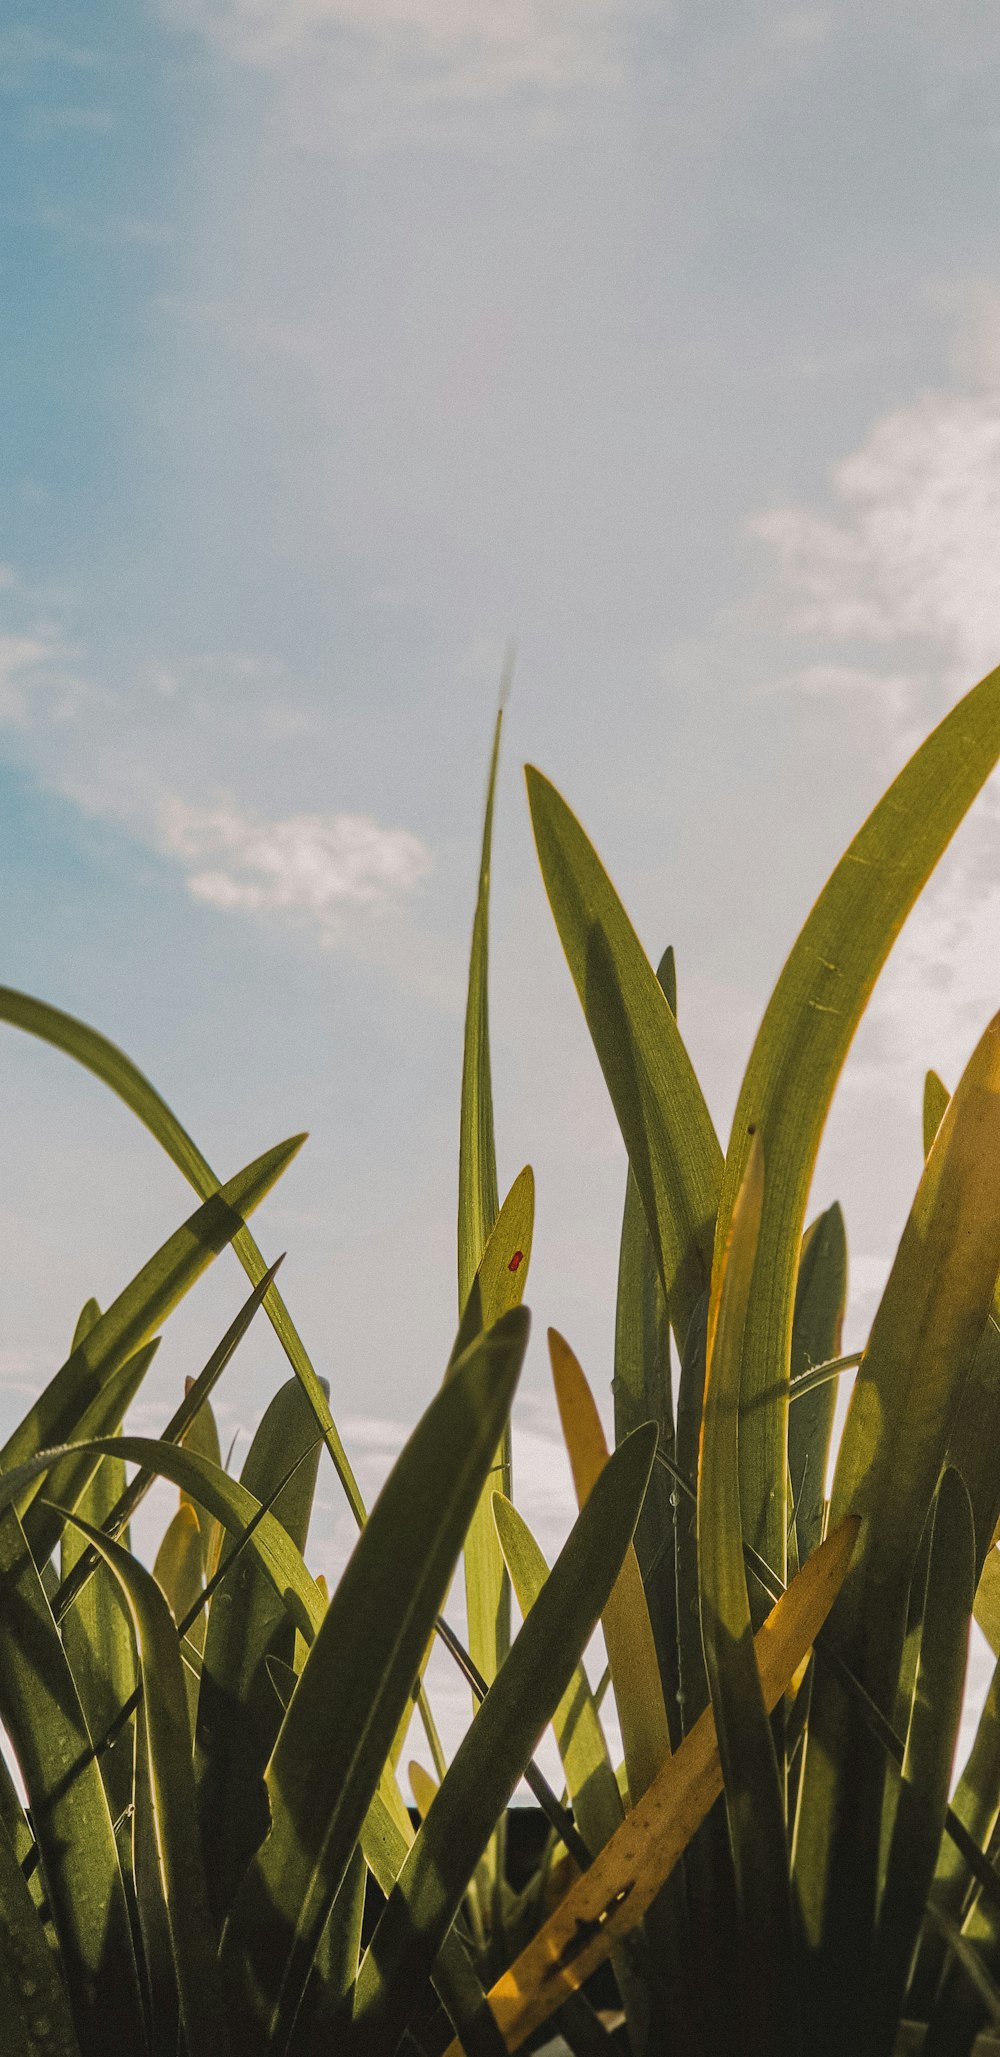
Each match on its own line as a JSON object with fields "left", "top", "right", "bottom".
{"left": 3, "top": 3, "right": 1000, "bottom": 1700}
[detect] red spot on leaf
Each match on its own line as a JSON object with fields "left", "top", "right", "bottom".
{"left": 508, "top": 1250, "right": 524, "bottom": 1273}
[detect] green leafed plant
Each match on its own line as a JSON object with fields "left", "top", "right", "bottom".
{"left": 4, "top": 664, "right": 1000, "bottom": 2057}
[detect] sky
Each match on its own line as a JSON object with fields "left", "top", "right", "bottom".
{"left": 3, "top": 1, "right": 1000, "bottom": 1759}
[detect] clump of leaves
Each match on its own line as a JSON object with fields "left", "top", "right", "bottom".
{"left": 3, "top": 661, "right": 1000, "bottom": 2057}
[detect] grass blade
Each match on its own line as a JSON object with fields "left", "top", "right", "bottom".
{"left": 715, "top": 662, "right": 1000, "bottom": 1592}
{"left": 0, "top": 1137, "right": 304, "bottom": 1483}
{"left": 54, "top": 1258, "right": 284, "bottom": 1626}
{"left": 440, "top": 1516, "right": 858, "bottom": 2057}
{"left": 345, "top": 1426, "right": 657, "bottom": 2057}
{"left": 220, "top": 1307, "right": 529, "bottom": 2056}
{"left": 613, "top": 946, "right": 680, "bottom": 1746}
{"left": 458, "top": 690, "right": 514, "bottom": 1926}
{"left": 788, "top": 1203, "right": 847, "bottom": 1570}
{"left": 698, "top": 1132, "right": 800, "bottom": 2057}
{"left": 550, "top": 1328, "right": 670, "bottom": 1803}
{"left": 196, "top": 1375, "right": 326, "bottom": 1922}
{"left": 795, "top": 1013, "right": 1000, "bottom": 2048}
{"left": 873, "top": 1468, "right": 974, "bottom": 2051}
{"left": 0, "top": 1501, "right": 147, "bottom": 2057}
{"left": 526, "top": 767, "right": 722, "bottom": 1352}
{"left": 0, "top": 1812, "right": 81, "bottom": 2057}
{"left": 493, "top": 1490, "right": 624, "bottom": 1859}
{"left": 0, "top": 986, "right": 365, "bottom": 1523}
{"left": 60, "top": 1512, "right": 231, "bottom": 2057}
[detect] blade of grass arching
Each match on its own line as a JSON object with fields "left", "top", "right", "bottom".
{"left": 60, "top": 1512, "right": 231, "bottom": 2057}
{"left": 0, "top": 986, "right": 365, "bottom": 1523}
{"left": 458, "top": 688, "right": 513, "bottom": 1947}
{"left": 59, "top": 1442, "right": 137, "bottom": 1845}
{"left": 196, "top": 1375, "right": 326, "bottom": 1924}
{"left": 0, "top": 1136, "right": 304, "bottom": 1484}
{"left": 550, "top": 1329, "right": 670, "bottom": 1802}
{"left": 344, "top": 1426, "right": 657, "bottom": 2057}
{"left": 292, "top": 1847, "right": 368, "bottom": 2057}
{"left": 789, "top": 1203, "right": 847, "bottom": 1569}
{"left": 438, "top": 1515, "right": 858, "bottom": 2057}
{"left": 22, "top": 1343, "right": 158, "bottom": 1567}
{"left": 0, "top": 1813, "right": 81, "bottom": 2057}
{"left": 925, "top": 1071, "right": 951, "bottom": 1158}
{"left": 795, "top": 1013, "right": 1000, "bottom": 2044}
{"left": 492, "top": 1486, "right": 651, "bottom": 2057}
{"left": 716, "top": 663, "right": 1000, "bottom": 1596}
{"left": 614, "top": 945, "right": 681, "bottom": 1743}
{"left": 872, "top": 1468, "right": 975, "bottom": 2053}
{"left": 0, "top": 1437, "right": 330, "bottom": 1655}
{"left": 526, "top": 768, "right": 723, "bottom": 1352}
{"left": 0, "top": 1499, "right": 147, "bottom": 2057}
{"left": 220, "top": 1308, "right": 529, "bottom": 2057}
{"left": 54, "top": 1258, "right": 284, "bottom": 1626}
{"left": 698, "top": 1133, "right": 801, "bottom": 2057}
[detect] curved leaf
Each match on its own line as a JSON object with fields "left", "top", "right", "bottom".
{"left": 796, "top": 1012, "right": 1000, "bottom": 2044}
{"left": 0, "top": 986, "right": 365, "bottom": 1523}
{"left": 1, "top": 1135, "right": 304, "bottom": 1484}
{"left": 715, "top": 662, "right": 1000, "bottom": 1587}
{"left": 526, "top": 765, "right": 722, "bottom": 1350}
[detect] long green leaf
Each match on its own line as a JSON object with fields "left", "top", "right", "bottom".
{"left": 715, "top": 662, "right": 1000, "bottom": 1593}
{"left": 0, "top": 986, "right": 365, "bottom": 1523}
{"left": 54, "top": 1258, "right": 284, "bottom": 1627}
{"left": 873, "top": 1468, "right": 974, "bottom": 2053}
{"left": 0, "top": 1501, "right": 146, "bottom": 2057}
{"left": 61, "top": 1512, "right": 231, "bottom": 2057}
{"left": 795, "top": 1012, "right": 1000, "bottom": 2050}
{"left": 526, "top": 767, "right": 722, "bottom": 1351}
{"left": 0, "top": 1814, "right": 81, "bottom": 2057}
{"left": 0, "top": 1136, "right": 304, "bottom": 1483}
{"left": 459, "top": 694, "right": 513, "bottom": 1836}
{"left": 220, "top": 1307, "right": 529, "bottom": 2056}
{"left": 196, "top": 1375, "right": 326, "bottom": 1922}
{"left": 345, "top": 1425, "right": 657, "bottom": 2057}
{"left": 614, "top": 945, "right": 681, "bottom": 1744}
{"left": 493, "top": 1493, "right": 623, "bottom": 1858}
{"left": 59, "top": 1438, "right": 137, "bottom": 1836}
{"left": 788, "top": 1202, "right": 847, "bottom": 1569}
{"left": 442, "top": 1516, "right": 858, "bottom": 2057}
{"left": 698, "top": 1133, "right": 800, "bottom": 2057}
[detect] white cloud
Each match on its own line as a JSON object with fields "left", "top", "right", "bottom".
{"left": 158, "top": 792, "right": 432, "bottom": 938}
{"left": 752, "top": 384, "right": 1000, "bottom": 685}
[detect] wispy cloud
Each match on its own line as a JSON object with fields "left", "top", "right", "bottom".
{"left": 158, "top": 793, "right": 432, "bottom": 938}
{"left": 752, "top": 384, "right": 1000, "bottom": 686}
{"left": 166, "top": 0, "right": 619, "bottom": 108}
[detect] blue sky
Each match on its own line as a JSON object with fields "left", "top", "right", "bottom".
{"left": 3, "top": 3, "right": 1000, "bottom": 1704}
